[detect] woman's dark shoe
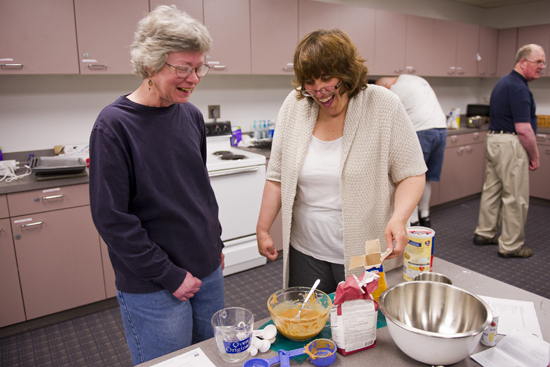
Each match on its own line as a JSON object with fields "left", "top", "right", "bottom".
{"left": 419, "top": 216, "right": 431, "bottom": 228}
{"left": 410, "top": 221, "right": 421, "bottom": 227}
{"left": 473, "top": 234, "right": 499, "bottom": 246}
{"left": 498, "top": 247, "right": 533, "bottom": 258}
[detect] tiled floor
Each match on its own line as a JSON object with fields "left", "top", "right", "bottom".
{"left": 1, "top": 196, "right": 548, "bottom": 367}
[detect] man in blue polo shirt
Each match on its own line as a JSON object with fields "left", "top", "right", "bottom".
{"left": 473, "top": 44, "right": 546, "bottom": 258}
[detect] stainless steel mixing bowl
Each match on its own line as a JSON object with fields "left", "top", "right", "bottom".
{"left": 379, "top": 281, "right": 492, "bottom": 365}
{"left": 413, "top": 272, "right": 453, "bottom": 284}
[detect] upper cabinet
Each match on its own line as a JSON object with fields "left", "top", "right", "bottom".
{"left": 431, "top": 21, "right": 479, "bottom": 77}
{"left": 299, "top": 0, "right": 375, "bottom": 72}
{"left": 251, "top": 0, "right": 298, "bottom": 75}
{"left": 74, "top": 0, "right": 149, "bottom": 75}
{"left": 517, "top": 24, "right": 550, "bottom": 78}
{"left": 204, "top": 0, "right": 251, "bottom": 74}
{"left": 496, "top": 28, "right": 518, "bottom": 77}
{"left": 404, "top": 15, "right": 435, "bottom": 76}
{"left": 153, "top": 1, "right": 204, "bottom": 23}
{"left": 373, "top": 10, "right": 406, "bottom": 75}
{"left": 478, "top": 26, "right": 499, "bottom": 77}
{"left": 0, "top": 0, "right": 79, "bottom": 74}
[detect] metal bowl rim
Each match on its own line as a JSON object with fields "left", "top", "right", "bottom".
{"left": 379, "top": 281, "right": 492, "bottom": 339}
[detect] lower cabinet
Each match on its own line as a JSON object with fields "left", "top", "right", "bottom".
{"left": 0, "top": 217, "right": 26, "bottom": 328}
{"left": 100, "top": 237, "right": 117, "bottom": 299}
{"left": 436, "top": 132, "right": 486, "bottom": 205}
{"left": 11, "top": 205, "right": 105, "bottom": 320}
{"left": 530, "top": 133, "right": 550, "bottom": 200}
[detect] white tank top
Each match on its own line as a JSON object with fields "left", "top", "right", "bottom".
{"left": 290, "top": 135, "right": 344, "bottom": 264}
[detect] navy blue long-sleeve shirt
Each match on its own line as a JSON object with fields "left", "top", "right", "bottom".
{"left": 89, "top": 95, "right": 223, "bottom": 294}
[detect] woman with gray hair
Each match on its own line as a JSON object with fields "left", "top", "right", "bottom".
{"left": 89, "top": 5, "right": 224, "bottom": 365}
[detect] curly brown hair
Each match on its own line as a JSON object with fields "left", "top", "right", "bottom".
{"left": 292, "top": 28, "right": 369, "bottom": 101}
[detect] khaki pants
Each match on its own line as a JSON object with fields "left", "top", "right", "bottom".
{"left": 475, "top": 133, "right": 529, "bottom": 253}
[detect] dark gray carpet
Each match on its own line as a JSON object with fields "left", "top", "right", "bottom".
{"left": 1, "top": 196, "right": 548, "bottom": 367}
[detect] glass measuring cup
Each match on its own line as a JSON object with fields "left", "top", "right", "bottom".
{"left": 211, "top": 307, "right": 254, "bottom": 363}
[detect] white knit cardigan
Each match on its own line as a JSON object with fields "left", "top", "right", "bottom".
{"left": 266, "top": 85, "right": 427, "bottom": 288}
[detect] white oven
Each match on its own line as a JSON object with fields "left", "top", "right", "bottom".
{"left": 205, "top": 122, "right": 267, "bottom": 276}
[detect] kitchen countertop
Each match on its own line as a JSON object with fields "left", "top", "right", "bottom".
{"left": 137, "top": 257, "right": 550, "bottom": 367}
{"left": 2, "top": 125, "right": 548, "bottom": 195}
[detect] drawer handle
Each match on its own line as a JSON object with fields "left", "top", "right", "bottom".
{"left": 209, "top": 166, "right": 260, "bottom": 178}
{"left": 451, "top": 136, "right": 458, "bottom": 143}
{"left": 212, "top": 65, "right": 227, "bottom": 70}
{"left": 457, "top": 147, "right": 464, "bottom": 154}
{"left": 21, "top": 222, "right": 43, "bottom": 228}
{"left": 473, "top": 132, "right": 479, "bottom": 139}
{"left": 43, "top": 194, "right": 64, "bottom": 201}
{"left": 1, "top": 63, "right": 24, "bottom": 69}
{"left": 465, "top": 145, "right": 473, "bottom": 152}
{"left": 282, "top": 66, "right": 294, "bottom": 71}
{"left": 536, "top": 134, "right": 547, "bottom": 142}
{"left": 87, "top": 64, "right": 107, "bottom": 69}
{"left": 394, "top": 69, "right": 403, "bottom": 73}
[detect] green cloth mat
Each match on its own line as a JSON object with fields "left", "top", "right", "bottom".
{"left": 259, "top": 293, "right": 387, "bottom": 364}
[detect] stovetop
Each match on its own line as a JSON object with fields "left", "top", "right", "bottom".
{"left": 205, "top": 121, "right": 265, "bottom": 171}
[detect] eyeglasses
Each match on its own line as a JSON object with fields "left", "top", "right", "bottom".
{"left": 301, "top": 79, "right": 342, "bottom": 98}
{"left": 524, "top": 59, "right": 547, "bottom": 68}
{"left": 165, "top": 62, "right": 210, "bottom": 78}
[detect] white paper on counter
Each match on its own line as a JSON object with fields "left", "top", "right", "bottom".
{"left": 470, "top": 329, "right": 550, "bottom": 367}
{"left": 479, "top": 295, "right": 542, "bottom": 337}
{"left": 150, "top": 347, "right": 216, "bottom": 367}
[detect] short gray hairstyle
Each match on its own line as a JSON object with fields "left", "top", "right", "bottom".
{"left": 515, "top": 44, "right": 543, "bottom": 64}
{"left": 131, "top": 5, "right": 212, "bottom": 78}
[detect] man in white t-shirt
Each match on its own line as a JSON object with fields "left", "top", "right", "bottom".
{"left": 376, "top": 75, "right": 447, "bottom": 228}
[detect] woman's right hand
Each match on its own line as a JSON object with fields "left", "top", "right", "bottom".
{"left": 257, "top": 230, "right": 278, "bottom": 261}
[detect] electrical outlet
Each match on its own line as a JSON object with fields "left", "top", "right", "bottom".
{"left": 208, "top": 105, "right": 220, "bottom": 119}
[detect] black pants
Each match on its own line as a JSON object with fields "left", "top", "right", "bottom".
{"left": 288, "top": 245, "right": 345, "bottom": 295}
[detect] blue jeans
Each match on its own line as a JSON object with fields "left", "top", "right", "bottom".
{"left": 416, "top": 128, "right": 447, "bottom": 182}
{"left": 117, "top": 265, "right": 224, "bottom": 365}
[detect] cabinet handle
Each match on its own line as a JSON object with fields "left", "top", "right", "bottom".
{"left": 282, "top": 66, "right": 294, "bottom": 71}
{"left": 447, "top": 70, "right": 455, "bottom": 75}
{"left": 43, "top": 194, "right": 64, "bottom": 201}
{"left": 536, "top": 134, "right": 547, "bottom": 142}
{"left": 457, "top": 70, "right": 465, "bottom": 75}
{"left": 457, "top": 147, "right": 465, "bottom": 154}
{"left": 1, "top": 63, "right": 23, "bottom": 69}
{"left": 212, "top": 65, "right": 227, "bottom": 70}
{"left": 21, "top": 222, "right": 43, "bottom": 228}
{"left": 451, "top": 136, "right": 458, "bottom": 143}
{"left": 209, "top": 166, "right": 259, "bottom": 178}
{"left": 473, "top": 132, "right": 479, "bottom": 139}
{"left": 465, "top": 145, "right": 473, "bottom": 152}
{"left": 394, "top": 69, "right": 403, "bottom": 73}
{"left": 87, "top": 64, "right": 107, "bottom": 70}
{"left": 479, "top": 71, "right": 485, "bottom": 76}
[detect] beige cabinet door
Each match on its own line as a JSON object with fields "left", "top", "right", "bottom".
{"left": 0, "top": 0, "right": 79, "bottom": 74}
{"left": 251, "top": 0, "right": 298, "bottom": 75}
{"left": 298, "top": 0, "right": 375, "bottom": 72}
{"left": 438, "top": 133, "right": 486, "bottom": 204}
{"left": 517, "top": 24, "right": 550, "bottom": 77}
{"left": 478, "top": 26, "right": 499, "bottom": 78}
{"left": 530, "top": 134, "right": 550, "bottom": 200}
{"left": 152, "top": 1, "right": 204, "bottom": 23}
{"left": 405, "top": 15, "right": 434, "bottom": 76}
{"left": 455, "top": 23, "right": 479, "bottom": 77}
{"left": 432, "top": 20, "right": 459, "bottom": 76}
{"left": 204, "top": 0, "right": 251, "bottom": 74}
{"left": 0, "top": 218, "right": 26, "bottom": 327}
{"left": 12, "top": 206, "right": 105, "bottom": 320}
{"left": 100, "top": 237, "right": 117, "bottom": 299}
{"left": 373, "top": 10, "right": 406, "bottom": 75}
{"left": 0, "top": 194, "right": 8, "bottom": 219}
{"left": 497, "top": 28, "right": 518, "bottom": 77}
{"left": 74, "top": 0, "right": 149, "bottom": 74}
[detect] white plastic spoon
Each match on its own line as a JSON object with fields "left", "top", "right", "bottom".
{"left": 295, "top": 279, "right": 321, "bottom": 319}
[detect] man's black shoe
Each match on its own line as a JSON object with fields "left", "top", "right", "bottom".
{"left": 410, "top": 221, "right": 420, "bottom": 227}
{"left": 473, "top": 234, "right": 499, "bottom": 246}
{"left": 419, "top": 216, "right": 431, "bottom": 228}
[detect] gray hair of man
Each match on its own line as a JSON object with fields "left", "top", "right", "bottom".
{"left": 131, "top": 5, "right": 212, "bottom": 78}
{"left": 515, "top": 44, "right": 543, "bottom": 65}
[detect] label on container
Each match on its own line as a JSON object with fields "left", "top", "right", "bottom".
{"left": 481, "top": 310, "right": 499, "bottom": 347}
{"left": 403, "top": 226, "right": 435, "bottom": 281}
{"left": 223, "top": 336, "right": 250, "bottom": 354}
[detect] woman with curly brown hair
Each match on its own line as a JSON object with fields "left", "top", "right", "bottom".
{"left": 256, "top": 28, "right": 426, "bottom": 294}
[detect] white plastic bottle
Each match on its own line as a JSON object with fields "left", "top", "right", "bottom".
{"left": 253, "top": 120, "right": 260, "bottom": 139}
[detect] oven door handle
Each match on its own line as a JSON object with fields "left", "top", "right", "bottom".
{"left": 208, "top": 166, "right": 260, "bottom": 178}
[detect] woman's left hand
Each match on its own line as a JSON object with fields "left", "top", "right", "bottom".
{"left": 383, "top": 216, "right": 408, "bottom": 259}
